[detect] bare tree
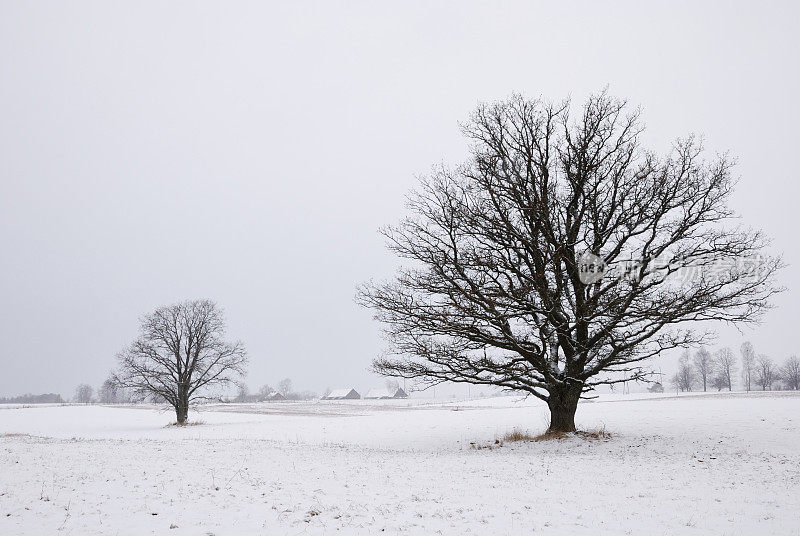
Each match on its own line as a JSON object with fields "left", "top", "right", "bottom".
{"left": 712, "top": 347, "right": 736, "bottom": 391}
{"left": 710, "top": 374, "right": 728, "bottom": 391}
{"left": 97, "top": 375, "right": 120, "bottom": 404}
{"left": 668, "top": 373, "right": 679, "bottom": 393}
{"left": 74, "top": 383, "right": 94, "bottom": 404}
{"left": 234, "top": 383, "right": 250, "bottom": 402}
{"left": 114, "top": 299, "right": 248, "bottom": 424}
{"left": 740, "top": 341, "right": 755, "bottom": 392}
{"left": 358, "top": 93, "right": 781, "bottom": 432}
{"left": 693, "top": 348, "right": 714, "bottom": 392}
{"left": 277, "top": 378, "right": 293, "bottom": 397}
{"left": 781, "top": 356, "right": 800, "bottom": 390}
{"left": 672, "top": 352, "right": 696, "bottom": 392}
{"left": 755, "top": 355, "right": 776, "bottom": 391}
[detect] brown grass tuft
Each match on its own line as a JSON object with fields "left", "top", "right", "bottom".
{"left": 576, "top": 429, "right": 612, "bottom": 440}
{"left": 532, "top": 428, "right": 612, "bottom": 442}
{"left": 532, "top": 430, "right": 570, "bottom": 441}
{"left": 503, "top": 428, "right": 536, "bottom": 442}
{"left": 165, "top": 420, "right": 205, "bottom": 427}
{"left": 469, "top": 427, "right": 612, "bottom": 449}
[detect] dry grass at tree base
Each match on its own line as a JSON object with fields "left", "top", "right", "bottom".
{"left": 531, "top": 429, "right": 612, "bottom": 442}
{"left": 467, "top": 427, "right": 612, "bottom": 449}
{"left": 165, "top": 420, "right": 205, "bottom": 427}
{"left": 504, "top": 428, "right": 537, "bottom": 442}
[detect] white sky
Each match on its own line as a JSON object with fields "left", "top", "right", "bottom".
{"left": 1, "top": 1, "right": 798, "bottom": 397}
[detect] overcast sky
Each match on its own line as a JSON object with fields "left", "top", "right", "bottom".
{"left": 1, "top": 1, "right": 798, "bottom": 398}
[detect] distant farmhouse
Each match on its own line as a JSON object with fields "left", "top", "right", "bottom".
{"left": 266, "top": 392, "right": 286, "bottom": 401}
{"left": 364, "top": 387, "right": 408, "bottom": 400}
{"left": 322, "top": 388, "right": 361, "bottom": 400}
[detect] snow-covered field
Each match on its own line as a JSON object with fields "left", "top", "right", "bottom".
{"left": 1, "top": 392, "right": 798, "bottom": 535}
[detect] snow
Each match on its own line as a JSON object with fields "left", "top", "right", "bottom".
{"left": 1, "top": 392, "right": 798, "bottom": 535}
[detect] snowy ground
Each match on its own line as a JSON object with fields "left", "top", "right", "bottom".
{"left": 1, "top": 392, "right": 798, "bottom": 535}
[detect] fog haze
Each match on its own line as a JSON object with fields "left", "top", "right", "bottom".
{"left": 1, "top": 1, "right": 798, "bottom": 397}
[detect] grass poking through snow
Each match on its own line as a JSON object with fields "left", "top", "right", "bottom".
{"left": 165, "top": 420, "right": 205, "bottom": 428}
{"left": 530, "top": 428, "right": 612, "bottom": 442}
{"left": 503, "top": 428, "right": 536, "bottom": 442}
{"left": 469, "top": 427, "right": 612, "bottom": 449}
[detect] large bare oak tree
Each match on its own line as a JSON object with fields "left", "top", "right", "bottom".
{"left": 115, "top": 299, "right": 247, "bottom": 424}
{"left": 358, "top": 93, "right": 781, "bottom": 432}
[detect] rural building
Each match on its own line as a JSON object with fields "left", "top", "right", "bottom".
{"left": 266, "top": 392, "right": 286, "bottom": 401}
{"left": 364, "top": 388, "right": 408, "bottom": 399}
{"left": 364, "top": 388, "right": 391, "bottom": 399}
{"left": 322, "top": 388, "right": 361, "bottom": 400}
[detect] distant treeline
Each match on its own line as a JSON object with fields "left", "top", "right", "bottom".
{"left": 0, "top": 393, "right": 64, "bottom": 404}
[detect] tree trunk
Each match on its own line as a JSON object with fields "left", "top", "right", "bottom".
{"left": 175, "top": 384, "right": 189, "bottom": 425}
{"left": 175, "top": 403, "right": 188, "bottom": 424}
{"left": 547, "top": 385, "right": 581, "bottom": 433}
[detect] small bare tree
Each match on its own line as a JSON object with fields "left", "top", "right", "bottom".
{"left": 740, "top": 341, "right": 755, "bottom": 392}
{"left": 97, "top": 375, "right": 120, "bottom": 404}
{"left": 74, "top": 383, "right": 94, "bottom": 404}
{"left": 693, "top": 348, "right": 714, "bottom": 392}
{"left": 277, "top": 378, "right": 293, "bottom": 397}
{"left": 115, "top": 299, "right": 247, "bottom": 424}
{"left": 755, "top": 355, "right": 776, "bottom": 391}
{"left": 234, "top": 383, "right": 250, "bottom": 402}
{"left": 781, "top": 356, "right": 800, "bottom": 390}
{"left": 713, "top": 347, "right": 736, "bottom": 391}
{"left": 710, "top": 374, "right": 727, "bottom": 391}
{"left": 672, "top": 352, "right": 696, "bottom": 392}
